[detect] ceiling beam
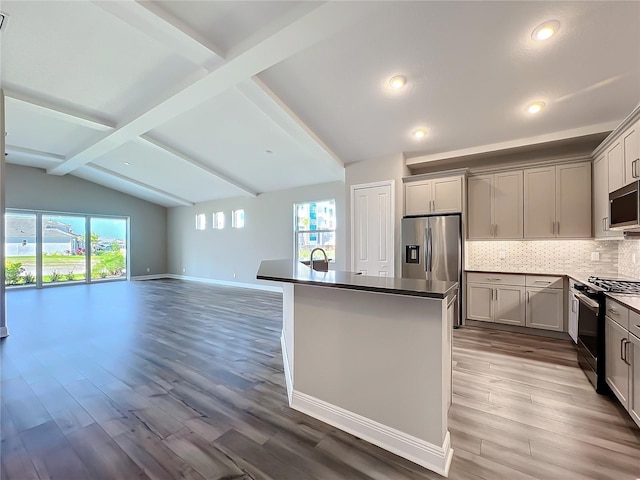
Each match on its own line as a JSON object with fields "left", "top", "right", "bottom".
{"left": 4, "top": 90, "right": 115, "bottom": 131}
{"left": 5, "top": 144, "right": 192, "bottom": 207}
{"left": 93, "top": 0, "right": 224, "bottom": 69}
{"left": 48, "top": 2, "right": 370, "bottom": 177}
{"left": 5, "top": 144, "right": 66, "bottom": 163}
{"left": 236, "top": 78, "right": 344, "bottom": 171}
{"left": 83, "top": 164, "right": 194, "bottom": 207}
{"left": 138, "top": 135, "right": 258, "bottom": 197}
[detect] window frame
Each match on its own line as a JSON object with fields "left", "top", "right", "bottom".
{"left": 293, "top": 199, "right": 336, "bottom": 264}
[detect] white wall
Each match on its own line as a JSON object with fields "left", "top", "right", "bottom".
{"left": 345, "top": 153, "right": 410, "bottom": 275}
{"left": 166, "top": 181, "right": 345, "bottom": 287}
{"left": 5, "top": 164, "right": 167, "bottom": 277}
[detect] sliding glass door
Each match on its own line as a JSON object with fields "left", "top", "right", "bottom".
{"left": 5, "top": 209, "right": 129, "bottom": 288}
{"left": 42, "top": 214, "right": 86, "bottom": 284}
{"left": 5, "top": 212, "right": 37, "bottom": 286}
{"left": 90, "top": 217, "right": 127, "bottom": 280}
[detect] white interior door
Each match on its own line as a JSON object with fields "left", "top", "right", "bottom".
{"left": 351, "top": 181, "right": 394, "bottom": 277}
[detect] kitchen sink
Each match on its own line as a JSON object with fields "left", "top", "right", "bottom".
{"left": 300, "top": 260, "right": 329, "bottom": 272}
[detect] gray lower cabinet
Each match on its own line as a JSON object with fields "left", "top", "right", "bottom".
{"left": 630, "top": 332, "right": 640, "bottom": 426}
{"left": 526, "top": 287, "right": 563, "bottom": 331}
{"left": 467, "top": 284, "right": 493, "bottom": 322}
{"left": 605, "top": 299, "right": 640, "bottom": 428}
{"left": 607, "top": 315, "right": 630, "bottom": 408}
{"left": 467, "top": 283, "right": 526, "bottom": 326}
{"left": 466, "top": 273, "right": 563, "bottom": 332}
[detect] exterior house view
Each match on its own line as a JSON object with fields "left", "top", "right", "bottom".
{"left": 0, "top": 2, "right": 639, "bottom": 480}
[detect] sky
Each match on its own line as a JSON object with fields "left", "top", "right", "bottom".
{"left": 47, "top": 216, "right": 127, "bottom": 240}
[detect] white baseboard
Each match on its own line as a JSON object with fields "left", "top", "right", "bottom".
{"left": 291, "top": 390, "right": 453, "bottom": 477}
{"left": 280, "top": 332, "right": 293, "bottom": 404}
{"left": 166, "top": 274, "right": 282, "bottom": 293}
{"left": 130, "top": 274, "right": 171, "bottom": 281}
{"left": 0, "top": 326, "right": 8, "bottom": 338}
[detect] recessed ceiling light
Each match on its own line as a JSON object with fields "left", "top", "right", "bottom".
{"left": 124, "top": 161, "right": 131, "bottom": 166}
{"left": 389, "top": 75, "right": 407, "bottom": 89}
{"left": 532, "top": 20, "right": 560, "bottom": 41}
{"left": 413, "top": 129, "right": 427, "bottom": 139}
{"left": 527, "top": 102, "right": 545, "bottom": 114}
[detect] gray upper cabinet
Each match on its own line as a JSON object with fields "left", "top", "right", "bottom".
{"left": 468, "top": 171, "right": 523, "bottom": 239}
{"left": 524, "top": 162, "right": 591, "bottom": 239}
{"left": 404, "top": 174, "right": 462, "bottom": 216}
{"left": 593, "top": 154, "right": 621, "bottom": 238}
{"left": 607, "top": 118, "right": 640, "bottom": 193}
{"left": 524, "top": 166, "right": 556, "bottom": 238}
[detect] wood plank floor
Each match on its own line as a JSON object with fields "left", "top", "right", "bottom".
{"left": 1, "top": 279, "right": 639, "bottom": 479}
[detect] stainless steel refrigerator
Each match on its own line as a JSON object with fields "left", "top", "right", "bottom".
{"left": 401, "top": 214, "right": 462, "bottom": 327}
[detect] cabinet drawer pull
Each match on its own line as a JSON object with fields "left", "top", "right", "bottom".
{"left": 534, "top": 280, "right": 552, "bottom": 285}
{"left": 486, "top": 277, "right": 502, "bottom": 281}
{"left": 608, "top": 308, "right": 619, "bottom": 316}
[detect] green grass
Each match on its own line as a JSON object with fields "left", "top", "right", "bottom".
{"left": 8, "top": 255, "right": 87, "bottom": 267}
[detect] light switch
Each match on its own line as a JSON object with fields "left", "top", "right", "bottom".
{"left": 499, "top": 251, "right": 506, "bottom": 260}
{"left": 591, "top": 252, "right": 600, "bottom": 261}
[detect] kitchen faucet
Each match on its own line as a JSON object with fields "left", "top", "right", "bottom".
{"left": 310, "top": 247, "right": 328, "bottom": 271}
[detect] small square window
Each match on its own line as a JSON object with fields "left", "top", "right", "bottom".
{"left": 232, "top": 209, "right": 245, "bottom": 228}
{"left": 195, "top": 213, "right": 206, "bottom": 230}
{"left": 213, "top": 212, "right": 225, "bottom": 229}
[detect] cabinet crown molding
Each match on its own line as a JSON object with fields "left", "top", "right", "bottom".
{"left": 592, "top": 104, "right": 640, "bottom": 158}
{"left": 467, "top": 156, "right": 591, "bottom": 177}
{"left": 403, "top": 168, "right": 468, "bottom": 183}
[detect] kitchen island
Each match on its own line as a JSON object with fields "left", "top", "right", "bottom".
{"left": 257, "top": 260, "right": 458, "bottom": 477}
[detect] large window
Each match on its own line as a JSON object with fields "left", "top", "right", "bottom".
{"left": 5, "top": 210, "right": 129, "bottom": 288}
{"left": 295, "top": 199, "right": 336, "bottom": 262}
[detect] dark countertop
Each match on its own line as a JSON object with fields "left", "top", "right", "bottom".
{"left": 257, "top": 260, "right": 458, "bottom": 299}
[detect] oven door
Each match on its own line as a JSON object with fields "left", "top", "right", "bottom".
{"left": 576, "top": 292, "right": 600, "bottom": 370}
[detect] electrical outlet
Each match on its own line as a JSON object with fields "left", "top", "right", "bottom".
{"left": 591, "top": 252, "right": 600, "bottom": 261}
{"left": 182, "top": 268, "right": 186, "bottom": 273}
{"left": 499, "top": 251, "right": 506, "bottom": 260}
{"left": 233, "top": 273, "right": 236, "bottom": 279}
{"left": 146, "top": 267, "right": 150, "bottom": 272}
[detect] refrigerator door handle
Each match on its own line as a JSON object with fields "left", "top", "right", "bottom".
{"left": 426, "top": 227, "right": 432, "bottom": 273}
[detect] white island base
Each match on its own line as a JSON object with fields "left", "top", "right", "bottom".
{"left": 281, "top": 283, "right": 455, "bottom": 477}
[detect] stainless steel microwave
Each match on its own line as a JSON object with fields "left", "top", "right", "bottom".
{"left": 610, "top": 181, "right": 640, "bottom": 229}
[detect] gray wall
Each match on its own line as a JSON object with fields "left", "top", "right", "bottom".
{"left": 5, "top": 164, "right": 167, "bottom": 277}
{"left": 345, "top": 153, "right": 410, "bottom": 276}
{"left": 167, "top": 181, "right": 345, "bottom": 287}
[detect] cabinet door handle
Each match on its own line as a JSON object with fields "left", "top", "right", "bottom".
{"left": 432, "top": 200, "right": 435, "bottom": 211}
{"left": 551, "top": 220, "right": 555, "bottom": 234}
{"left": 602, "top": 218, "right": 606, "bottom": 232}
{"left": 495, "top": 289, "right": 498, "bottom": 301}
{"left": 621, "top": 338, "right": 626, "bottom": 362}
{"left": 634, "top": 158, "right": 639, "bottom": 178}
{"left": 526, "top": 291, "right": 530, "bottom": 303}
{"left": 556, "top": 222, "right": 560, "bottom": 235}
{"left": 624, "top": 339, "right": 631, "bottom": 366}
{"left": 494, "top": 224, "right": 498, "bottom": 237}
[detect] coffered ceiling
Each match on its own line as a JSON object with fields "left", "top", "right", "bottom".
{"left": 1, "top": 1, "right": 639, "bottom": 207}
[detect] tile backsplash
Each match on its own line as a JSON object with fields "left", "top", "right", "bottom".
{"left": 466, "top": 240, "right": 619, "bottom": 275}
{"left": 618, "top": 238, "right": 640, "bottom": 278}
